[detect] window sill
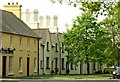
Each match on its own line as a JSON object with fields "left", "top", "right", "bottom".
{"left": 19, "top": 49, "right": 23, "bottom": 51}
{"left": 19, "top": 71, "right": 23, "bottom": 74}
{"left": 46, "top": 67, "right": 50, "bottom": 69}
{"left": 8, "top": 73, "right": 14, "bottom": 76}
{"left": 34, "top": 50, "right": 37, "bottom": 52}
{"left": 61, "top": 68, "right": 65, "bottom": 70}
{"left": 27, "top": 49, "right": 30, "bottom": 52}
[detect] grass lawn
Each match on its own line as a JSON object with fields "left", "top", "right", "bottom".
{"left": 26, "top": 74, "right": 112, "bottom": 79}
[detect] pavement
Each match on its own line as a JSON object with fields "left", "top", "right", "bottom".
{"left": 0, "top": 77, "right": 120, "bottom": 82}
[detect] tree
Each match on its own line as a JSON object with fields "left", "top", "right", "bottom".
{"left": 63, "top": 10, "right": 112, "bottom": 74}
{"left": 51, "top": 0, "right": 120, "bottom": 69}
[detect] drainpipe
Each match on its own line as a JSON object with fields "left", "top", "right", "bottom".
{"left": 37, "top": 39, "right": 39, "bottom": 75}
{"left": 42, "top": 44, "right": 45, "bottom": 75}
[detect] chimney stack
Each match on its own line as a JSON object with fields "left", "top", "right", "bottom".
{"left": 4, "top": 2, "right": 22, "bottom": 19}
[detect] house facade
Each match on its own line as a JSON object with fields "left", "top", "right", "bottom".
{"left": 0, "top": 10, "right": 39, "bottom": 77}
{"left": 33, "top": 28, "right": 52, "bottom": 75}
{"left": 1, "top": 2, "right": 104, "bottom": 76}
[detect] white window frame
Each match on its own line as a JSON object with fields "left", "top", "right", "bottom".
{"left": 19, "top": 37, "right": 22, "bottom": 50}
{"left": 19, "top": 57, "right": 22, "bottom": 72}
{"left": 27, "top": 38, "right": 30, "bottom": 50}
{"left": 34, "top": 40, "right": 37, "bottom": 51}
{"left": 10, "top": 36, "right": 12, "bottom": 48}
{"left": 34, "top": 58, "right": 37, "bottom": 72}
{"left": 8, "top": 56, "right": 13, "bottom": 74}
{"left": 0, "top": 38, "right": 2, "bottom": 49}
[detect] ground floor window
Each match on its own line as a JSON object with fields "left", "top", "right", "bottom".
{"left": 46, "top": 57, "right": 49, "bottom": 69}
{"left": 9, "top": 56, "right": 13, "bottom": 73}
{"left": 34, "top": 58, "right": 37, "bottom": 72}
{"left": 19, "top": 57, "right": 22, "bottom": 72}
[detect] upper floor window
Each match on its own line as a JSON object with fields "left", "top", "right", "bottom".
{"left": 55, "top": 43, "right": 58, "bottom": 52}
{"left": 62, "top": 43, "right": 64, "bottom": 53}
{"left": 27, "top": 38, "right": 29, "bottom": 50}
{"left": 19, "top": 37, "right": 22, "bottom": 49}
{"left": 34, "top": 39, "right": 37, "bottom": 51}
{"left": 0, "top": 38, "right": 2, "bottom": 48}
{"left": 10, "top": 36, "right": 12, "bottom": 48}
{"left": 47, "top": 42, "right": 49, "bottom": 51}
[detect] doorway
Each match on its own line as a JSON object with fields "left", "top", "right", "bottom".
{"left": 27, "top": 57, "right": 30, "bottom": 76}
{"left": 2, "top": 56, "right": 6, "bottom": 77}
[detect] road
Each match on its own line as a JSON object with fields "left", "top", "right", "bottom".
{"left": 0, "top": 79, "right": 120, "bottom": 82}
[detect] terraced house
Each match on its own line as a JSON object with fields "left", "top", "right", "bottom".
{"left": 0, "top": 9, "right": 39, "bottom": 77}
{"left": 33, "top": 28, "right": 52, "bottom": 75}
{"left": 2, "top": 2, "right": 104, "bottom": 76}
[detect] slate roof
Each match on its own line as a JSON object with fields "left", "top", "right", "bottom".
{"left": 50, "top": 32, "right": 63, "bottom": 46}
{"left": 0, "top": 9, "right": 39, "bottom": 38}
{"left": 33, "top": 28, "right": 50, "bottom": 43}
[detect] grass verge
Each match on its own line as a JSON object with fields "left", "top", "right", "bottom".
{"left": 25, "top": 74, "right": 112, "bottom": 79}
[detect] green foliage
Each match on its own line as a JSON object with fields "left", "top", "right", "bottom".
{"left": 51, "top": 0, "right": 120, "bottom": 68}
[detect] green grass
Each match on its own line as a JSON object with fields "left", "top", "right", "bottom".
{"left": 26, "top": 74, "right": 112, "bottom": 79}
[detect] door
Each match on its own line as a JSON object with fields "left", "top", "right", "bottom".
{"left": 27, "top": 57, "right": 30, "bottom": 76}
{"left": 2, "top": 56, "right": 6, "bottom": 77}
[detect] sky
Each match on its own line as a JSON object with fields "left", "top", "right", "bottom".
{"left": 0, "top": 0, "right": 81, "bottom": 32}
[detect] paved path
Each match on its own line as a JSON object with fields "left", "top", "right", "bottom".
{"left": 0, "top": 78, "right": 120, "bottom": 82}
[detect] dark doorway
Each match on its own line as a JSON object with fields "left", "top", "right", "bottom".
{"left": 66, "top": 62, "right": 70, "bottom": 74}
{"left": 27, "top": 57, "right": 30, "bottom": 76}
{"left": 2, "top": 56, "right": 6, "bottom": 77}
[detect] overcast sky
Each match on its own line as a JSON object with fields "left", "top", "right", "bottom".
{"left": 0, "top": 0, "right": 81, "bottom": 32}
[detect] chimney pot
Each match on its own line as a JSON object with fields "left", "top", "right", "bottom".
{"left": 8, "top": 2, "right": 10, "bottom": 5}
{"left": 12, "top": 2, "right": 14, "bottom": 5}
{"left": 16, "top": 2, "right": 18, "bottom": 5}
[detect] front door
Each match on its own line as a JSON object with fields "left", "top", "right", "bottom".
{"left": 27, "top": 57, "right": 30, "bottom": 76}
{"left": 2, "top": 56, "right": 6, "bottom": 77}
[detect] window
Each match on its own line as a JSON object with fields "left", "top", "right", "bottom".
{"left": 70, "top": 63, "right": 74, "bottom": 70}
{"left": 34, "top": 58, "right": 37, "bottom": 72}
{"left": 19, "top": 37, "right": 22, "bottom": 49}
{"left": 19, "top": 57, "right": 22, "bottom": 72}
{"left": 27, "top": 38, "right": 29, "bottom": 50}
{"left": 10, "top": 36, "right": 12, "bottom": 48}
{"left": 9, "top": 56, "right": 13, "bottom": 73}
{"left": 93, "top": 62, "right": 96, "bottom": 70}
{"left": 62, "top": 43, "right": 64, "bottom": 53}
{"left": 47, "top": 42, "right": 49, "bottom": 51}
{"left": 40, "top": 60, "right": 43, "bottom": 69}
{"left": 75, "top": 64, "right": 77, "bottom": 70}
{"left": 55, "top": 58, "right": 58, "bottom": 68}
{"left": 0, "top": 38, "right": 2, "bottom": 48}
{"left": 62, "top": 58, "right": 64, "bottom": 69}
{"left": 55, "top": 43, "right": 58, "bottom": 52}
{"left": 46, "top": 57, "right": 49, "bottom": 69}
{"left": 34, "top": 40, "right": 37, "bottom": 51}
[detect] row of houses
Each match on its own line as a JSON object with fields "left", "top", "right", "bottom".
{"left": 0, "top": 2, "right": 103, "bottom": 77}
